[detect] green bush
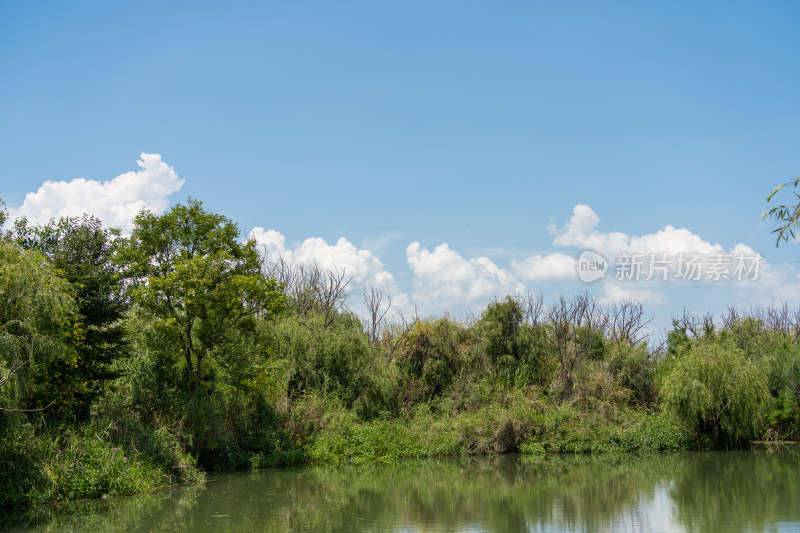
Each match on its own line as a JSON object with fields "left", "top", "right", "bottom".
{"left": 275, "top": 313, "right": 396, "bottom": 419}
{"left": 183, "top": 388, "right": 302, "bottom": 471}
{"left": 661, "top": 341, "right": 770, "bottom": 447}
{"left": 0, "top": 422, "right": 201, "bottom": 508}
{"left": 520, "top": 406, "right": 693, "bottom": 455}
{"left": 395, "top": 317, "right": 472, "bottom": 407}
{"left": 766, "top": 341, "right": 800, "bottom": 439}
{"left": 606, "top": 343, "right": 656, "bottom": 405}
{"left": 479, "top": 297, "right": 554, "bottom": 385}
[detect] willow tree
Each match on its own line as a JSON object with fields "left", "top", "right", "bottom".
{"left": 662, "top": 341, "right": 769, "bottom": 447}
{"left": 764, "top": 176, "right": 800, "bottom": 245}
{"left": 118, "top": 198, "right": 285, "bottom": 391}
{"left": 0, "top": 239, "right": 76, "bottom": 417}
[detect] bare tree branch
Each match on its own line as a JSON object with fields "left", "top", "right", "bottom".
{"left": 362, "top": 285, "right": 392, "bottom": 343}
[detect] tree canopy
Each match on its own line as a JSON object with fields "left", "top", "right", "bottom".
{"left": 0, "top": 239, "right": 77, "bottom": 417}
{"left": 8, "top": 215, "right": 127, "bottom": 418}
{"left": 118, "top": 198, "right": 285, "bottom": 390}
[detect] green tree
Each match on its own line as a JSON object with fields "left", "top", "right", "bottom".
{"left": 662, "top": 340, "right": 770, "bottom": 447}
{"left": 9, "top": 215, "right": 126, "bottom": 419}
{"left": 481, "top": 297, "right": 529, "bottom": 367}
{"left": 0, "top": 239, "right": 77, "bottom": 419}
{"left": 118, "top": 198, "right": 285, "bottom": 391}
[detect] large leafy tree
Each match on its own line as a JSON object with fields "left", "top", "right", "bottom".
{"left": 8, "top": 215, "right": 127, "bottom": 420}
{"left": 118, "top": 198, "right": 284, "bottom": 391}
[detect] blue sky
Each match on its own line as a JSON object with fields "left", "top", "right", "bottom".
{"left": 2, "top": 1, "right": 799, "bottom": 336}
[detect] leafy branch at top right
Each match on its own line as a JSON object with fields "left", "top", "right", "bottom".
{"left": 764, "top": 176, "right": 800, "bottom": 246}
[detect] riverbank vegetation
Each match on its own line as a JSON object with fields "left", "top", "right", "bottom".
{"left": 1, "top": 196, "right": 799, "bottom": 509}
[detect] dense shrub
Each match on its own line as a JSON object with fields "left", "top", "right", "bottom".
{"left": 0, "top": 421, "right": 200, "bottom": 508}
{"left": 606, "top": 343, "right": 656, "bottom": 405}
{"left": 765, "top": 341, "right": 800, "bottom": 439}
{"left": 275, "top": 312, "right": 396, "bottom": 419}
{"left": 394, "top": 318, "right": 472, "bottom": 408}
{"left": 661, "top": 341, "right": 770, "bottom": 447}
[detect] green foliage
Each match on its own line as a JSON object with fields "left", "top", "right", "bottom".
{"left": 606, "top": 343, "right": 656, "bottom": 405}
{"left": 0, "top": 197, "right": 7, "bottom": 230}
{"left": 521, "top": 406, "right": 692, "bottom": 455}
{"left": 305, "top": 392, "right": 541, "bottom": 463}
{"left": 0, "top": 240, "right": 77, "bottom": 417}
{"left": 9, "top": 215, "right": 127, "bottom": 420}
{"left": 479, "top": 297, "right": 553, "bottom": 385}
{"left": 8, "top": 190, "right": 800, "bottom": 513}
{"left": 276, "top": 312, "right": 395, "bottom": 419}
{"left": 572, "top": 361, "right": 630, "bottom": 416}
{"left": 0, "top": 421, "right": 201, "bottom": 508}
{"left": 182, "top": 386, "right": 302, "bottom": 471}
{"left": 481, "top": 297, "right": 529, "bottom": 366}
{"left": 662, "top": 341, "right": 770, "bottom": 447}
{"left": 764, "top": 176, "right": 800, "bottom": 245}
{"left": 766, "top": 341, "right": 800, "bottom": 438}
{"left": 42, "top": 429, "right": 166, "bottom": 502}
{"left": 666, "top": 318, "right": 693, "bottom": 358}
{"left": 394, "top": 317, "right": 472, "bottom": 408}
{"left": 118, "top": 198, "right": 285, "bottom": 391}
{"left": 0, "top": 423, "right": 49, "bottom": 507}
{"left": 306, "top": 412, "right": 425, "bottom": 464}
{"left": 114, "top": 310, "right": 302, "bottom": 470}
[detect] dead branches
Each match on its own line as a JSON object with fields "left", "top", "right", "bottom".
{"left": 607, "top": 299, "right": 651, "bottom": 347}
{"left": 362, "top": 285, "right": 392, "bottom": 343}
{"left": 262, "top": 254, "right": 351, "bottom": 329}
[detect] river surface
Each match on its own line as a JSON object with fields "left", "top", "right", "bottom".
{"left": 3, "top": 446, "right": 800, "bottom": 532}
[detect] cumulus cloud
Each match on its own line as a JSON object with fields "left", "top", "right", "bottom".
{"left": 250, "top": 227, "right": 410, "bottom": 313}
{"left": 731, "top": 258, "right": 800, "bottom": 305}
{"left": 9, "top": 153, "right": 183, "bottom": 233}
{"left": 550, "top": 204, "right": 724, "bottom": 257}
{"left": 406, "top": 241, "right": 524, "bottom": 311}
{"left": 248, "top": 203, "right": 797, "bottom": 326}
{"left": 546, "top": 203, "right": 768, "bottom": 284}
{"left": 541, "top": 203, "right": 800, "bottom": 320}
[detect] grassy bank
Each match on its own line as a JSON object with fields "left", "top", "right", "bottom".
{"left": 0, "top": 420, "right": 202, "bottom": 508}
{"left": 305, "top": 407, "right": 696, "bottom": 464}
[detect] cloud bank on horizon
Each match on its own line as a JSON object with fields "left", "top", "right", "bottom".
{"left": 7, "top": 154, "right": 798, "bottom": 324}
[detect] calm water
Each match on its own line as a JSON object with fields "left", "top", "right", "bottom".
{"left": 3, "top": 446, "right": 800, "bottom": 532}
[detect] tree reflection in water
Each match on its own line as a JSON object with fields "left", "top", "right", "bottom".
{"left": 5, "top": 445, "right": 799, "bottom": 533}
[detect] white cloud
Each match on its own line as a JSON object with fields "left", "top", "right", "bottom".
{"left": 248, "top": 204, "right": 800, "bottom": 328}
{"left": 550, "top": 204, "right": 723, "bottom": 257}
{"left": 9, "top": 153, "right": 183, "bottom": 233}
{"left": 406, "top": 241, "right": 524, "bottom": 312}
{"left": 543, "top": 204, "right": 800, "bottom": 324}
{"left": 731, "top": 259, "right": 800, "bottom": 305}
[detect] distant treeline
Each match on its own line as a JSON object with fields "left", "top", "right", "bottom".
{"left": 1, "top": 197, "right": 798, "bottom": 511}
